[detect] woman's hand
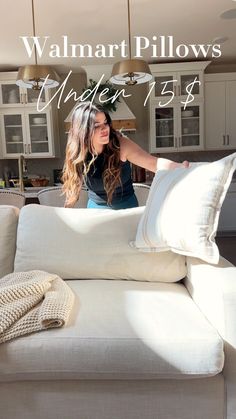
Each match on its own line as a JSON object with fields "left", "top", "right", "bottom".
{"left": 157, "top": 158, "right": 189, "bottom": 171}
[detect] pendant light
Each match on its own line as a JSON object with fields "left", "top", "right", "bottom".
{"left": 110, "top": 0, "right": 152, "bottom": 86}
{"left": 16, "top": 0, "right": 60, "bottom": 90}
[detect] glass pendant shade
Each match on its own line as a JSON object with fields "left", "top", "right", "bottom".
{"left": 110, "top": 59, "right": 152, "bottom": 85}
{"left": 16, "top": 65, "right": 60, "bottom": 90}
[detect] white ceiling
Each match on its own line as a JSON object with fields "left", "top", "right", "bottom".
{"left": 0, "top": 0, "right": 236, "bottom": 74}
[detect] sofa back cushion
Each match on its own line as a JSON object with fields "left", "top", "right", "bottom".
{"left": 0, "top": 205, "right": 19, "bottom": 278}
{"left": 14, "top": 204, "right": 187, "bottom": 282}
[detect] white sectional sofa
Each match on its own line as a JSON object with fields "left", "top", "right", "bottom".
{"left": 0, "top": 204, "right": 236, "bottom": 419}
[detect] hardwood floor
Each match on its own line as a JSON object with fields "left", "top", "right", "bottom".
{"left": 215, "top": 236, "right": 236, "bottom": 266}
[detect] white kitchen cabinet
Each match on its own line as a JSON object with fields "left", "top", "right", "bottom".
{"left": 0, "top": 79, "right": 48, "bottom": 107}
{"left": 149, "top": 62, "right": 209, "bottom": 153}
{"left": 150, "top": 101, "right": 204, "bottom": 153}
{"left": 205, "top": 73, "right": 236, "bottom": 150}
{"left": 149, "top": 61, "right": 210, "bottom": 102}
{"left": 0, "top": 108, "right": 55, "bottom": 158}
{"left": 150, "top": 70, "right": 203, "bottom": 103}
{"left": 0, "top": 71, "right": 59, "bottom": 158}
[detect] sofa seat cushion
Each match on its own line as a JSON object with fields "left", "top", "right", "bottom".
{"left": 0, "top": 280, "right": 224, "bottom": 381}
{"left": 14, "top": 205, "right": 186, "bottom": 282}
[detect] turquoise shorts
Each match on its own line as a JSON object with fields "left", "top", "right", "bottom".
{"left": 87, "top": 193, "right": 139, "bottom": 210}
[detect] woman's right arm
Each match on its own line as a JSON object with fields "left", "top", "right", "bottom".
{"left": 119, "top": 135, "right": 189, "bottom": 173}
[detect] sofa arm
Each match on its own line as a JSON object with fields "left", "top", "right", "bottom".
{"left": 184, "top": 256, "right": 236, "bottom": 419}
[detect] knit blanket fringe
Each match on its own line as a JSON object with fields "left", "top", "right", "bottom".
{"left": 0, "top": 270, "right": 74, "bottom": 344}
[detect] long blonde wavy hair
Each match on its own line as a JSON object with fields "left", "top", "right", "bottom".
{"left": 62, "top": 101, "right": 122, "bottom": 207}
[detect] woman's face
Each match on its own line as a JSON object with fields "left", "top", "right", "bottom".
{"left": 91, "top": 112, "right": 110, "bottom": 153}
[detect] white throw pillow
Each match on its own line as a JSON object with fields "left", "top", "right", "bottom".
{"left": 132, "top": 153, "right": 236, "bottom": 264}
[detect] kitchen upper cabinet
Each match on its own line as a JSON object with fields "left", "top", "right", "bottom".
{"left": 149, "top": 61, "right": 209, "bottom": 153}
{"left": 150, "top": 70, "right": 204, "bottom": 103}
{"left": 0, "top": 109, "right": 54, "bottom": 158}
{"left": 0, "top": 71, "right": 59, "bottom": 159}
{"left": 205, "top": 73, "right": 236, "bottom": 150}
{"left": 150, "top": 102, "right": 204, "bottom": 152}
{"left": 149, "top": 62, "right": 210, "bottom": 102}
{"left": 0, "top": 81, "right": 48, "bottom": 107}
{"left": 226, "top": 81, "right": 236, "bottom": 149}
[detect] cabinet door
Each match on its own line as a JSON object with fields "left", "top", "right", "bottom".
{"left": 205, "top": 81, "right": 226, "bottom": 149}
{"left": 150, "top": 104, "right": 177, "bottom": 152}
{"left": 0, "top": 111, "right": 26, "bottom": 156}
{"left": 0, "top": 82, "right": 22, "bottom": 106}
{"left": 151, "top": 72, "right": 178, "bottom": 102}
{"left": 151, "top": 71, "right": 203, "bottom": 102}
{"left": 179, "top": 103, "right": 204, "bottom": 150}
{"left": 0, "top": 81, "right": 48, "bottom": 107}
{"left": 226, "top": 81, "right": 236, "bottom": 149}
{"left": 178, "top": 71, "right": 203, "bottom": 99}
{"left": 25, "top": 110, "right": 53, "bottom": 156}
{"left": 24, "top": 88, "right": 47, "bottom": 106}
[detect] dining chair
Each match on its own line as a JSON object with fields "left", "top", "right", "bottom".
{"left": 133, "top": 183, "right": 150, "bottom": 206}
{"left": 0, "top": 190, "right": 26, "bottom": 209}
{"left": 37, "top": 186, "right": 88, "bottom": 208}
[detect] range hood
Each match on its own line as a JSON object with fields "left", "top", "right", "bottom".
{"left": 64, "top": 64, "right": 136, "bottom": 133}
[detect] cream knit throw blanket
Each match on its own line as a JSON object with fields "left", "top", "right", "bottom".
{"left": 0, "top": 270, "right": 74, "bottom": 344}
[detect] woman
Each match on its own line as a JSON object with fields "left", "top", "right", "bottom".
{"left": 62, "top": 101, "right": 189, "bottom": 209}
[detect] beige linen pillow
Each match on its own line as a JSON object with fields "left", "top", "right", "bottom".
{"left": 133, "top": 153, "right": 236, "bottom": 264}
